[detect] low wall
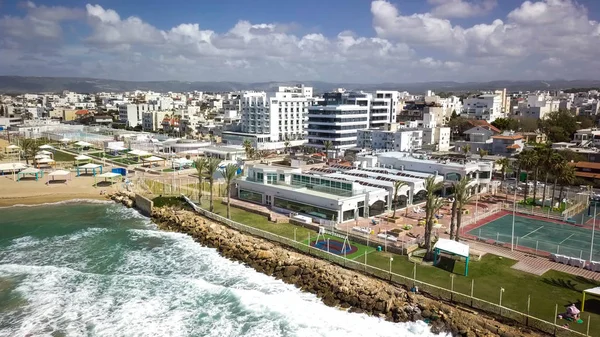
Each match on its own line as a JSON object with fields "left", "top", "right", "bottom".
{"left": 224, "top": 200, "right": 286, "bottom": 223}
{"left": 134, "top": 193, "right": 153, "bottom": 216}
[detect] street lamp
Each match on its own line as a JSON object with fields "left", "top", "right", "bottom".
{"left": 389, "top": 257, "right": 394, "bottom": 279}
{"left": 499, "top": 287, "right": 505, "bottom": 307}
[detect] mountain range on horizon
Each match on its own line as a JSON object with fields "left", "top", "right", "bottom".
{"left": 1, "top": 76, "right": 599, "bottom": 94}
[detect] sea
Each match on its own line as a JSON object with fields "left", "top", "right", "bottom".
{"left": 0, "top": 201, "right": 446, "bottom": 337}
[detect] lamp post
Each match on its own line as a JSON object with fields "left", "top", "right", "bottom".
{"left": 389, "top": 257, "right": 394, "bottom": 280}
{"left": 499, "top": 287, "right": 505, "bottom": 307}
{"left": 511, "top": 184, "right": 517, "bottom": 251}
{"left": 591, "top": 202, "right": 597, "bottom": 261}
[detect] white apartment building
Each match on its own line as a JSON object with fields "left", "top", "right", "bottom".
{"left": 142, "top": 110, "right": 169, "bottom": 131}
{"left": 223, "top": 85, "right": 313, "bottom": 149}
{"left": 307, "top": 93, "right": 369, "bottom": 156}
{"left": 357, "top": 123, "right": 422, "bottom": 152}
{"left": 422, "top": 127, "right": 451, "bottom": 152}
{"left": 573, "top": 128, "right": 600, "bottom": 147}
{"left": 518, "top": 93, "right": 560, "bottom": 119}
{"left": 370, "top": 91, "right": 400, "bottom": 128}
{"left": 119, "top": 104, "right": 154, "bottom": 127}
{"left": 462, "top": 94, "right": 504, "bottom": 122}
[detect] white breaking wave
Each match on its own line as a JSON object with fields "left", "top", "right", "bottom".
{"left": 0, "top": 198, "right": 114, "bottom": 209}
{"left": 0, "top": 220, "right": 447, "bottom": 337}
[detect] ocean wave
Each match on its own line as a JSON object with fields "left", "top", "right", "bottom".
{"left": 0, "top": 198, "right": 114, "bottom": 209}
{"left": 1, "top": 207, "right": 446, "bottom": 337}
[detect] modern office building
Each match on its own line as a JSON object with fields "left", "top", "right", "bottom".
{"left": 307, "top": 92, "right": 370, "bottom": 157}
{"left": 371, "top": 90, "right": 401, "bottom": 128}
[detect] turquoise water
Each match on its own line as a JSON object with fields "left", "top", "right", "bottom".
{"left": 0, "top": 201, "right": 445, "bottom": 337}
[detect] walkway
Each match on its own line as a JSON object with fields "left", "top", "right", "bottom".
{"left": 466, "top": 240, "right": 600, "bottom": 280}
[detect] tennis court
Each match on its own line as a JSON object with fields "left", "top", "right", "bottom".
{"left": 469, "top": 214, "right": 600, "bottom": 261}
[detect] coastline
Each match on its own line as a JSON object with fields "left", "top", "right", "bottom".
{"left": 0, "top": 194, "right": 108, "bottom": 207}
{"left": 0, "top": 175, "right": 111, "bottom": 207}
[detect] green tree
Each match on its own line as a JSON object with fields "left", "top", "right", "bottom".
{"left": 518, "top": 117, "right": 539, "bottom": 132}
{"left": 423, "top": 176, "right": 444, "bottom": 254}
{"left": 454, "top": 177, "right": 474, "bottom": 241}
{"left": 220, "top": 163, "right": 240, "bottom": 219}
{"left": 550, "top": 155, "right": 568, "bottom": 205}
{"left": 542, "top": 152, "right": 562, "bottom": 206}
{"left": 478, "top": 148, "right": 488, "bottom": 159}
{"left": 491, "top": 118, "right": 519, "bottom": 131}
{"left": 20, "top": 138, "right": 38, "bottom": 165}
{"left": 392, "top": 180, "right": 408, "bottom": 219}
{"left": 283, "top": 136, "right": 291, "bottom": 154}
{"left": 450, "top": 177, "right": 472, "bottom": 240}
{"left": 557, "top": 163, "right": 576, "bottom": 203}
{"left": 205, "top": 158, "right": 221, "bottom": 212}
{"left": 462, "top": 144, "right": 471, "bottom": 159}
{"left": 495, "top": 157, "right": 510, "bottom": 183}
{"left": 517, "top": 150, "right": 537, "bottom": 203}
{"left": 323, "top": 140, "right": 333, "bottom": 160}
{"left": 540, "top": 110, "right": 578, "bottom": 142}
{"left": 194, "top": 158, "right": 207, "bottom": 202}
{"left": 242, "top": 139, "right": 253, "bottom": 159}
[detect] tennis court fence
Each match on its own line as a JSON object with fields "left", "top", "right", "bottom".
{"left": 179, "top": 195, "right": 594, "bottom": 337}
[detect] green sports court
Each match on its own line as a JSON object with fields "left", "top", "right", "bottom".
{"left": 468, "top": 213, "right": 600, "bottom": 261}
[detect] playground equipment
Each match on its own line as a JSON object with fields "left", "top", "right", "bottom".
{"left": 313, "top": 227, "right": 354, "bottom": 255}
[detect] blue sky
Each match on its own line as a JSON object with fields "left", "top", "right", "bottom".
{"left": 1, "top": 0, "right": 600, "bottom": 82}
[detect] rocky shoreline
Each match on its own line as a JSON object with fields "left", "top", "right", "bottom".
{"left": 109, "top": 191, "right": 136, "bottom": 208}
{"left": 151, "top": 206, "right": 546, "bottom": 337}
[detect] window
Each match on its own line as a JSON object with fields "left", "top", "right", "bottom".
{"left": 256, "top": 172, "right": 264, "bottom": 181}
{"left": 267, "top": 173, "right": 277, "bottom": 184}
{"left": 279, "top": 174, "right": 285, "bottom": 181}
{"left": 273, "top": 197, "right": 337, "bottom": 221}
{"left": 240, "top": 189, "right": 263, "bottom": 203}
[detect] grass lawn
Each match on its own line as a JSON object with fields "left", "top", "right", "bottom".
{"left": 299, "top": 233, "right": 374, "bottom": 260}
{"left": 53, "top": 151, "right": 75, "bottom": 162}
{"left": 113, "top": 158, "right": 139, "bottom": 165}
{"left": 190, "top": 200, "right": 600, "bottom": 335}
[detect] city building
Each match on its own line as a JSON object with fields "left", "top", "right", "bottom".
{"left": 222, "top": 85, "right": 313, "bottom": 150}
{"left": 490, "top": 134, "right": 524, "bottom": 156}
{"left": 357, "top": 123, "right": 423, "bottom": 152}
{"left": 235, "top": 164, "right": 390, "bottom": 223}
{"left": 142, "top": 111, "right": 170, "bottom": 132}
{"left": 307, "top": 92, "right": 369, "bottom": 157}
{"left": 370, "top": 91, "right": 400, "bottom": 128}
{"left": 119, "top": 104, "right": 150, "bottom": 127}
{"left": 366, "top": 152, "right": 494, "bottom": 194}
{"left": 462, "top": 94, "right": 504, "bottom": 122}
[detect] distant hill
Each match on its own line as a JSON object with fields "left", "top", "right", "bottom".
{"left": 0, "top": 76, "right": 599, "bottom": 94}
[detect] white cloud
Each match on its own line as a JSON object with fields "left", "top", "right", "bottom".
{"left": 428, "top": 0, "right": 497, "bottom": 19}
{"left": 1, "top": 1, "right": 600, "bottom": 82}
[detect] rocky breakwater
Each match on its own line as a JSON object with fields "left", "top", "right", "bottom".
{"left": 109, "top": 191, "right": 136, "bottom": 208}
{"left": 152, "top": 207, "right": 545, "bottom": 337}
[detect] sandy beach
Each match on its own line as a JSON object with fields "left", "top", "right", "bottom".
{"left": 0, "top": 174, "right": 111, "bottom": 207}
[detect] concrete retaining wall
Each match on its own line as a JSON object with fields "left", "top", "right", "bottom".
{"left": 134, "top": 193, "right": 153, "bottom": 216}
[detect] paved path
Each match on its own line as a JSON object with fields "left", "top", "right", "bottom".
{"left": 467, "top": 240, "right": 600, "bottom": 280}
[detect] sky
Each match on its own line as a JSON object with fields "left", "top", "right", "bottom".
{"left": 1, "top": 0, "right": 600, "bottom": 83}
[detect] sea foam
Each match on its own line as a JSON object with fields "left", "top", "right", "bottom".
{"left": 0, "top": 205, "right": 447, "bottom": 337}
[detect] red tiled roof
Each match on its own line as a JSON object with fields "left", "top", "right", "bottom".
{"left": 492, "top": 135, "right": 523, "bottom": 140}
{"left": 466, "top": 120, "right": 501, "bottom": 133}
{"left": 75, "top": 109, "right": 89, "bottom": 115}
{"left": 574, "top": 161, "right": 600, "bottom": 170}
{"left": 506, "top": 144, "right": 521, "bottom": 149}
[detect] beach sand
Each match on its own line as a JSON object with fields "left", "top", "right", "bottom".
{"left": 0, "top": 174, "right": 111, "bottom": 206}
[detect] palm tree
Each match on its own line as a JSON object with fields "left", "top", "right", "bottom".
{"left": 205, "top": 158, "right": 221, "bottom": 212}
{"left": 20, "top": 138, "right": 38, "bottom": 165}
{"left": 242, "top": 139, "right": 252, "bottom": 158}
{"left": 478, "top": 148, "right": 488, "bottom": 159}
{"left": 454, "top": 177, "right": 474, "bottom": 241}
{"left": 550, "top": 156, "right": 567, "bottom": 206}
{"left": 392, "top": 180, "right": 408, "bottom": 218}
{"left": 536, "top": 146, "right": 554, "bottom": 206}
{"left": 423, "top": 176, "right": 444, "bottom": 254}
{"left": 220, "top": 163, "right": 240, "bottom": 219}
{"left": 462, "top": 144, "right": 471, "bottom": 159}
{"left": 449, "top": 177, "right": 470, "bottom": 240}
{"left": 557, "top": 163, "right": 575, "bottom": 204}
{"left": 518, "top": 150, "right": 537, "bottom": 203}
{"left": 194, "top": 158, "right": 207, "bottom": 202}
{"left": 283, "top": 136, "right": 291, "bottom": 154}
{"left": 323, "top": 140, "right": 333, "bottom": 160}
{"left": 495, "top": 157, "right": 509, "bottom": 185}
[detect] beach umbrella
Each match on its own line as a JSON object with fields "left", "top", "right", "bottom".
{"left": 39, "top": 144, "right": 55, "bottom": 150}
